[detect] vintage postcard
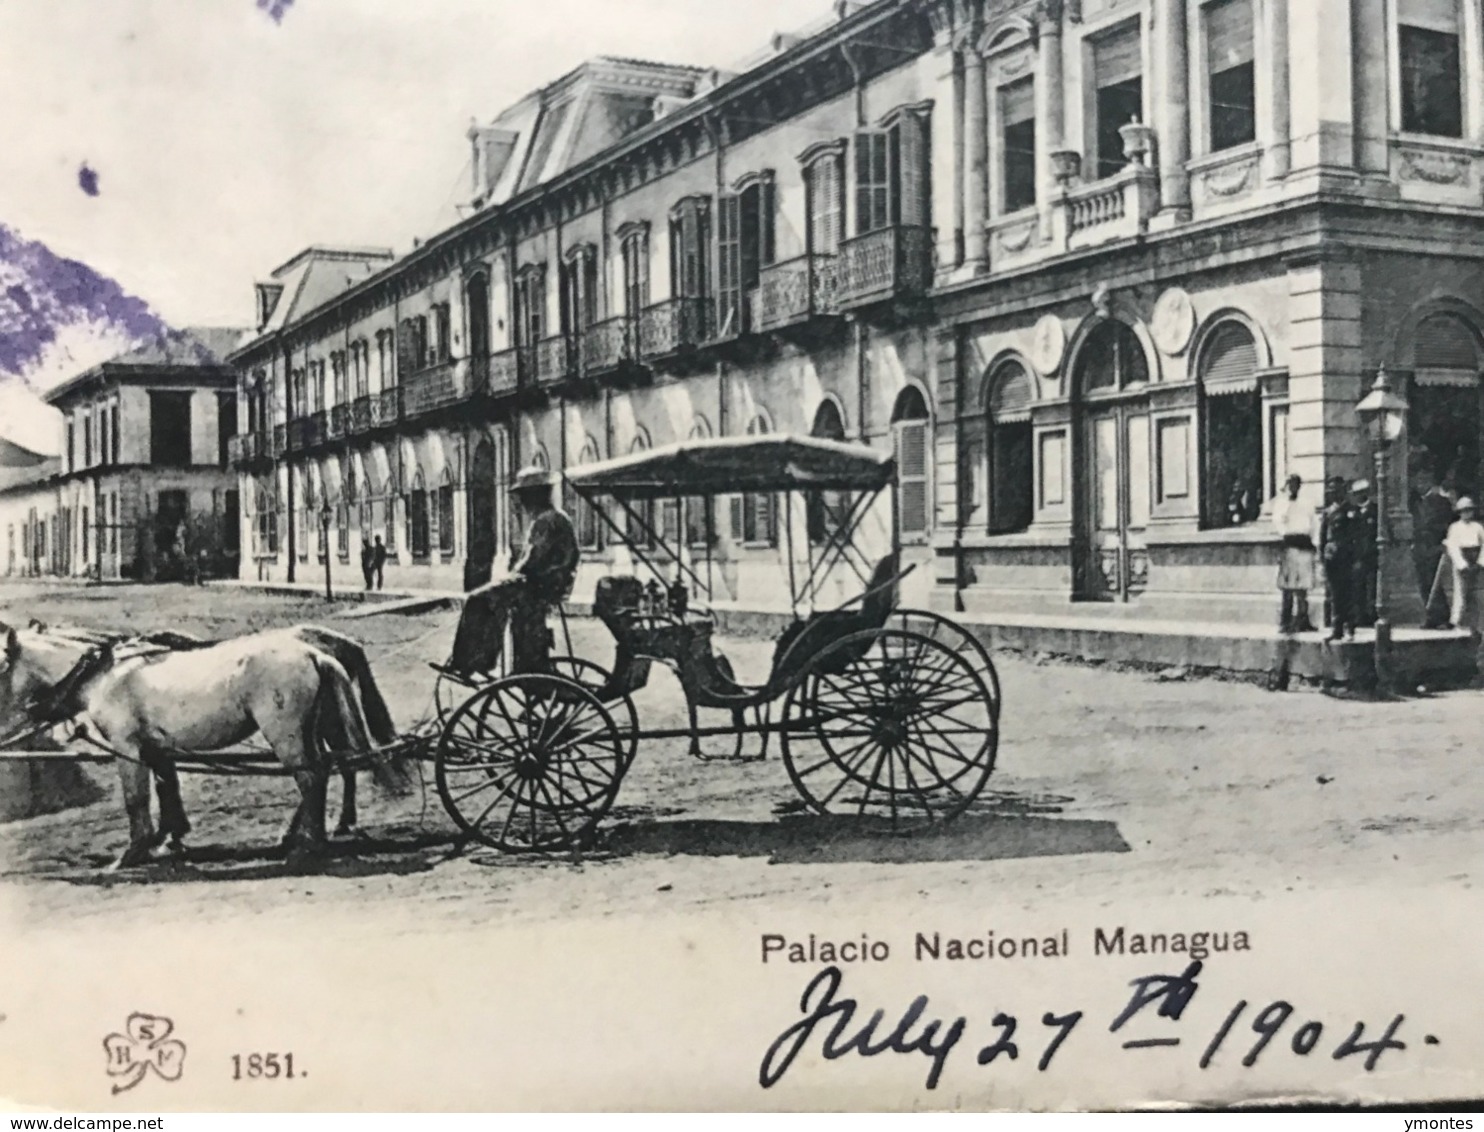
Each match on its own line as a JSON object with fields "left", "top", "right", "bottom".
{"left": 1, "top": 0, "right": 1482, "bottom": 1114}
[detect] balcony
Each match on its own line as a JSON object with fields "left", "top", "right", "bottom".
{"left": 327, "top": 403, "right": 350, "bottom": 440}
{"left": 581, "top": 316, "right": 638, "bottom": 379}
{"left": 369, "top": 387, "right": 401, "bottom": 428}
{"left": 350, "top": 395, "right": 373, "bottom": 434}
{"left": 402, "top": 359, "right": 468, "bottom": 419}
{"left": 486, "top": 346, "right": 525, "bottom": 397}
{"left": 287, "top": 412, "right": 326, "bottom": 452}
{"left": 533, "top": 335, "right": 577, "bottom": 389}
{"left": 638, "top": 297, "right": 711, "bottom": 364}
{"left": 271, "top": 424, "right": 287, "bottom": 458}
{"left": 1056, "top": 164, "right": 1159, "bottom": 252}
{"left": 756, "top": 254, "right": 840, "bottom": 332}
{"left": 837, "top": 224, "right": 934, "bottom": 310}
{"left": 228, "top": 432, "right": 269, "bottom": 468}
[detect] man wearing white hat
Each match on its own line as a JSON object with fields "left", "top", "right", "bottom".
{"left": 448, "top": 466, "right": 579, "bottom": 675}
{"left": 1444, "top": 496, "right": 1484, "bottom": 635}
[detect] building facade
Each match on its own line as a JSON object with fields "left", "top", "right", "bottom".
{"left": 230, "top": 0, "right": 1484, "bottom": 627}
{"left": 0, "top": 328, "right": 243, "bottom": 582}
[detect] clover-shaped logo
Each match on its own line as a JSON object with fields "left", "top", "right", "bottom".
{"left": 102, "top": 1013, "right": 186, "bottom": 1094}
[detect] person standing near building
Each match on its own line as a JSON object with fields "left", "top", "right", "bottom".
{"left": 1444, "top": 497, "right": 1484, "bottom": 636}
{"left": 1272, "top": 474, "right": 1317, "bottom": 634}
{"left": 1349, "top": 479, "right": 1378, "bottom": 627}
{"left": 360, "top": 537, "right": 377, "bottom": 591}
{"left": 1320, "top": 476, "right": 1360, "bottom": 641}
{"left": 370, "top": 534, "right": 387, "bottom": 591}
{"left": 1412, "top": 466, "right": 1455, "bottom": 629}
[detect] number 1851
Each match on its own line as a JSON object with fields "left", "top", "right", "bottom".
{"left": 231, "top": 1052, "right": 297, "bottom": 1080}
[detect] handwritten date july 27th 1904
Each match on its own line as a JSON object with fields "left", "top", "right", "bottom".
{"left": 759, "top": 961, "right": 1433, "bottom": 1090}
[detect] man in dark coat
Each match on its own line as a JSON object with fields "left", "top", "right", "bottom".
{"left": 448, "top": 467, "right": 579, "bottom": 676}
{"left": 370, "top": 535, "right": 387, "bottom": 591}
{"left": 1349, "top": 479, "right": 1378, "bottom": 627}
{"left": 1412, "top": 466, "right": 1456, "bottom": 629}
{"left": 1320, "top": 476, "right": 1361, "bottom": 641}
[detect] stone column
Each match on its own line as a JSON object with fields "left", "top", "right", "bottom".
{"left": 929, "top": 4, "right": 965, "bottom": 276}
{"left": 1286, "top": 0, "right": 1356, "bottom": 179}
{"left": 962, "top": 42, "right": 990, "bottom": 271}
{"left": 1463, "top": 0, "right": 1484, "bottom": 143}
{"left": 1152, "top": 0, "right": 1191, "bottom": 213}
{"left": 1036, "top": 5, "right": 1065, "bottom": 238}
{"left": 1352, "top": 0, "right": 1389, "bottom": 174}
{"left": 1263, "top": 0, "right": 1291, "bottom": 180}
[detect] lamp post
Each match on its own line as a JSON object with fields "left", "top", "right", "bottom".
{"left": 1355, "top": 365, "right": 1409, "bottom": 694}
{"left": 320, "top": 503, "right": 333, "bottom": 601}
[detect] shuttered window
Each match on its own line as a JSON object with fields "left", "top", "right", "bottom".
{"left": 1093, "top": 22, "right": 1143, "bottom": 178}
{"left": 855, "top": 130, "right": 892, "bottom": 234}
{"left": 621, "top": 233, "right": 649, "bottom": 318}
{"left": 1001, "top": 79, "right": 1037, "bottom": 212}
{"left": 575, "top": 439, "right": 602, "bottom": 551}
{"left": 1200, "top": 323, "right": 1264, "bottom": 529}
{"left": 1415, "top": 313, "right": 1480, "bottom": 385}
{"left": 669, "top": 197, "right": 711, "bottom": 300}
{"left": 1200, "top": 322, "right": 1260, "bottom": 394}
{"left": 894, "top": 112, "right": 931, "bottom": 229}
{"left": 1206, "top": 0, "right": 1256, "bottom": 151}
{"left": 731, "top": 416, "right": 777, "bottom": 546}
{"left": 805, "top": 153, "right": 844, "bottom": 254}
{"left": 895, "top": 419, "right": 930, "bottom": 541}
{"left": 990, "top": 361, "right": 1035, "bottom": 422}
{"left": 716, "top": 194, "right": 742, "bottom": 337}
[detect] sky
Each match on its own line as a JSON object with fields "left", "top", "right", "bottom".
{"left": 0, "top": 0, "right": 829, "bottom": 449}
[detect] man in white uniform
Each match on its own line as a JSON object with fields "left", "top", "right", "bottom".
{"left": 1272, "top": 474, "right": 1317, "bottom": 634}
{"left": 1444, "top": 496, "right": 1484, "bottom": 635}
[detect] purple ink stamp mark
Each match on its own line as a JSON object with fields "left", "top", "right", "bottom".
{"left": 78, "top": 163, "right": 100, "bottom": 197}
{"left": 257, "top": 0, "right": 294, "bottom": 23}
{"left": 0, "top": 224, "right": 164, "bottom": 379}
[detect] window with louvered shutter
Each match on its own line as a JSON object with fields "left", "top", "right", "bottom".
{"left": 808, "top": 400, "right": 848, "bottom": 544}
{"left": 894, "top": 112, "right": 931, "bottom": 230}
{"left": 990, "top": 361, "right": 1035, "bottom": 423}
{"left": 1414, "top": 314, "right": 1479, "bottom": 384}
{"left": 1200, "top": 323, "right": 1259, "bottom": 394}
{"left": 623, "top": 233, "right": 650, "bottom": 317}
{"left": 1206, "top": 0, "right": 1256, "bottom": 151}
{"left": 669, "top": 197, "right": 712, "bottom": 300}
{"left": 855, "top": 131, "right": 892, "bottom": 235}
{"left": 1001, "top": 79, "right": 1037, "bottom": 212}
{"left": 575, "top": 439, "right": 602, "bottom": 551}
{"left": 895, "top": 419, "right": 930, "bottom": 540}
{"left": 806, "top": 155, "right": 844, "bottom": 255}
{"left": 738, "top": 416, "right": 776, "bottom": 545}
{"left": 716, "top": 194, "right": 742, "bottom": 337}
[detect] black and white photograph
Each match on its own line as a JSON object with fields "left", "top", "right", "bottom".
{"left": 0, "top": 0, "right": 1481, "bottom": 1114}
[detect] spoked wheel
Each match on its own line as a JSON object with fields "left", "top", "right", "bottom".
{"left": 435, "top": 673, "right": 627, "bottom": 852}
{"left": 781, "top": 628, "right": 998, "bottom": 833}
{"left": 886, "top": 608, "right": 1002, "bottom": 722}
{"left": 549, "top": 656, "right": 639, "bottom": 766}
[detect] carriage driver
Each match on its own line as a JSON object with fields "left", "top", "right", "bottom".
{"left": 448, "top": 466, "right": 580, "bottom": 676}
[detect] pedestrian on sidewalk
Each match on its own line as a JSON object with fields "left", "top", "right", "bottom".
{"left": 370, "top": 535, "right": 387, "bottom": 591}
{"left": 1412, "top": 465, "right": 1455, "bottom": 629}
{"left": 1272, "top": 474, "right": 1317, "bottom": 634}
{"left": 1445, "top": 496, "right": 1484, "bottom": 636}
{"left": 1350, "top": 478, "right": 1378, "bottom": 627}
{"left": 360, "top": 539, "right": 376, "bottom": 591}
{"left": 1320, "top": 476, "right": 1361, "bottom": 641}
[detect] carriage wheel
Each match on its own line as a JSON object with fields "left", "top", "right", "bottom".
{"left": 434, "top": 673, "right": 627, "bottom": 852}
{"left": 780, "top": 628, "right": 997, "bottom": 833}
{"left": 887, "top": 609, "right": 1001, "bottom": 722}
{"left": 549, "top": 657, "right": 639, "bottom": 766}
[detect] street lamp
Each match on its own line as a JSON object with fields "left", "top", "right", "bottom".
{"left": 319, "top": 503, "right": 333, "bottom": 601}
{"left": 1355, "top": 364, "right": 1409, "bottom": 693}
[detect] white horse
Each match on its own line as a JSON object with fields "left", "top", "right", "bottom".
{"left": 0, "top": 622, "right": 410, "bottom": 869}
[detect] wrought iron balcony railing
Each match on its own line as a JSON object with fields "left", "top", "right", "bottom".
{"left": 533, "top": 335, "right": 577, "bottom": 387}
{"left": 756, "top": 254, "right": 840, "bottom": 331}
{"left": 369, "top": 387, "right": 401, "bottom": 428}
{"left": 401, "top": 359, "right": 465, "bottom": 419}
{"left": 349, "top": 395, "right": 373, "bottom": 434}
{"left": 327, "top": 403, "right": 350, "bottom": 440}
{"left": 582, "top": 316, "right": 635, "bottom": 376}
{"left": 271, "top": 424, "right": 287, "bottom": 458}
{"left": 638, "top": 297, "right": 711, "bottom": 360}
{"left": 837, "top": 224, "right": 934, "bottom": 309}
{"left": 228, "top": 433, "right": 269, "bottom": 466}
{"left": 487, "top": 347, "right": 525, "bottom": 396}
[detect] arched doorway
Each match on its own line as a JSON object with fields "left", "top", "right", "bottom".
{"left": 1073, "top": 320, "right": 1151, "bottom": 601}
{"left": 1409, "top": 312, "right": 1482, "bottom": 497}
{"left": 465, "top": 437, "right": 498, "bottom": 590}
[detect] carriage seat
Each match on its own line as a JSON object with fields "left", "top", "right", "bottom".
{"left": 768, "top": 553, "right": 901, "bottom": 681}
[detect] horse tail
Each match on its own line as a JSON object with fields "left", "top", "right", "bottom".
{"left": 295, "top": 626, "right": 397, "bottom": 746}
{"left": 314, "top": 655, "right": 412, "bottom": 796}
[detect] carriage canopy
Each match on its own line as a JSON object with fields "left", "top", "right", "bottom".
{"left": 563, "top": 435, "right": 895, "bottom": 500}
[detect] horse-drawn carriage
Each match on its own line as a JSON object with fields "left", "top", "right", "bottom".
{"left": 0, "top": 434, "right": 1002, "bottom": 868}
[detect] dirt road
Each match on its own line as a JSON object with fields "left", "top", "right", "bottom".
{"left": 1, "top": 580, "right": 1480, "bottom": 931}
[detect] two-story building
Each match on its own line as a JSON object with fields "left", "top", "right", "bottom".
{"left": 230, "top": 0, "right": 1484, "bottom": 637}
{"left": 1, "top": 327, "right": 244, "bottom": 581}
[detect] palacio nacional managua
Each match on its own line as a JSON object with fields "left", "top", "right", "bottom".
{"left": 225, "top": 0, "right": 1484, "bottom": 672}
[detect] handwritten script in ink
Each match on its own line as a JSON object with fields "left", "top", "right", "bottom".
{"left": 760, "top": 962, "right": 1428, "bottom": 1091}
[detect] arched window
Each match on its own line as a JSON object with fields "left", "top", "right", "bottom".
{"left": 1411, "top": 312, "right": 1482, "bottom": 495}
{"left": 255, "top": 475, "right": 279, "bottom": 556}
{"left": 685, "top": 417, "right": 714, "bottom": 547}
{"left": 891, "top": 388, "right": 932, "bottom": 542}
{"left": 438, "top": 469, "right": 456, "bottom": 556}
{"left": 986, "top": 360, "right": 1035, "bottom": 534}
{"left": 381, "top": 476, "right": 398, "bottom": 554}
{"left": 1074, "top": 319, "right": 1149, "bottom": 394}
{"left": 627, "top": 430, "right": 656, "bottom": 547}
{"left": 574, "top": 437, "right": 603, "bottom": 551}
{"left": 808, "top": 399, "right": 848, "bottom": 544}
{"left": 733, "top": 414, "right": 777, "bottom": 546}
{"left": 408, "top": 470, "right": 430, "bottom": 559}
{"left": 1199, "top": 321, "right": 1263, "bottom": 527}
